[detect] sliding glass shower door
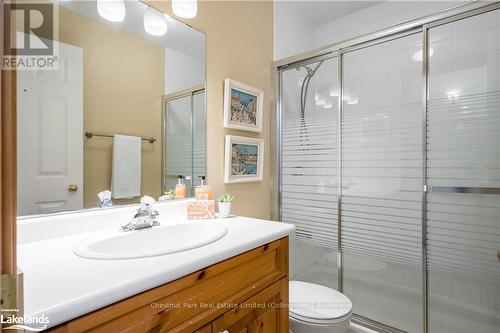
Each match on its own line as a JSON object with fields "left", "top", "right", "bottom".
{"left": 426, "top": 9, "right": 500, "bottom": 332}
{"left": 280, "top": 57, "right": 339, "bottom": 289}
{"left": 277, "top": 4, "right": 500, "bottom": 333}
{"left": 341, "top": 32, "right": 424, "bottom": 332}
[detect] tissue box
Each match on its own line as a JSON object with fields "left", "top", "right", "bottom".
{"left": 187, "top": 200, "right": 216, "bottom": 219}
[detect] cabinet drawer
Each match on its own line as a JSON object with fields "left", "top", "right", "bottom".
{"left": 53, "top": 238, "right": 288, "bottom": 333}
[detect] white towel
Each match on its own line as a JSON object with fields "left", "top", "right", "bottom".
{"left": 111, "top": 135, "right": 141, "bottom": 199}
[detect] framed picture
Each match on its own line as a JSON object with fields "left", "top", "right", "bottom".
{"left": 223, "top": 79, "right": 263, "bottom": 133}
{"left": 224, "top": 135, "right": 264, "bottom": 184}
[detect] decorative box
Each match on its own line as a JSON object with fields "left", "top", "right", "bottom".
{"left": 187, "top": 200, "right": 216, "bottom": 220}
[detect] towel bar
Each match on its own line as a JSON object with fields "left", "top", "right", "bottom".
{"left": 85, "top": 131, "right": 156, "bottom": 144}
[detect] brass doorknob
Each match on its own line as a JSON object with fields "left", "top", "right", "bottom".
{"left": 67, "top": 184, "right": 78, "bottom": 192}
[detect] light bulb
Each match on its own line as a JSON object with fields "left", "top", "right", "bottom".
{"left": 144, "top": 6, "right": 168, "bottom": 36}
{"left": 97, "top": 0, "right": 125, "bottom": 22}
{"left": 172, "top": 0, "right": 197, "bottom": 19}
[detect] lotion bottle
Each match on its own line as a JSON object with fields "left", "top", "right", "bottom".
{"left": 175, "top": 175, "right": 187, "bottom": 199}
{"left": 195, "top": 176, "right": 213, "bottom": 200}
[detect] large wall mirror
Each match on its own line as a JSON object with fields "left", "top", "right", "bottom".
{"left": 16, "top": 0, "right": 206, "bottom": 216}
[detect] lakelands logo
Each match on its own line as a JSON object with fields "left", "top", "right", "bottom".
{"left": 2, "top": 0, "right": 59, "bottom": 70}
{"left": 1, "top": 314, "right": 49, "bottom": 332}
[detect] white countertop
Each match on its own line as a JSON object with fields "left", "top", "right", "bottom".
{"left": 17, "top": 203, "right": 294, "bottom": 329}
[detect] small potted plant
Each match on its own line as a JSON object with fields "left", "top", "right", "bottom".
{"left": 217, "top": 193, "right": 234, "bottom": 218}
{"left": 159, "top": 189, "right": 175, "bottom": 201}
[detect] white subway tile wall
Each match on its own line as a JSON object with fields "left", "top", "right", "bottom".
{"left": 314, "top": 1, "right": 467, "bottom": 52}
{"left": 275, "top": 1, "right": 467, "bottom": 61}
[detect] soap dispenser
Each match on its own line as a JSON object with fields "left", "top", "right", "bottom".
{"left": 195, "top": 176, "right": 213, "bottom": 200}
{"left": 175, "top": 175, "right": 187, "bottom": 199}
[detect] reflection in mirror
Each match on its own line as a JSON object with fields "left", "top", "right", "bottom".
{"left": 16, "top": 0, "right": 206, "bottom": 216}
{"left": 163, "top": 87, "right": 206, "bottom": 197}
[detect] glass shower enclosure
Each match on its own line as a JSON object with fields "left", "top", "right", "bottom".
{"left": 276, "top": 3, "right": 500, "bottom": 333}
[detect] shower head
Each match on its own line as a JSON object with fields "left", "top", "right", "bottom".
{"left": 296, "top": 65, "right": 315, "bottom": 76}
{"left": 298, "top": 60, "right": 324, "bottom": 119}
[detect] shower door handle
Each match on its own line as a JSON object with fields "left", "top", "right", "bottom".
{"left": 428, "top": 186, "right": 500, "bottom": 195}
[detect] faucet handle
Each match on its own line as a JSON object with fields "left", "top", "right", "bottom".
{"left": 140, "top": 195, "right": 156, "bottom": 213}
{"left": 140, "top": 195, "right": 156, "bottom": 206}
{"left": 122, "top": 197, "right": 160, "bottom": 231}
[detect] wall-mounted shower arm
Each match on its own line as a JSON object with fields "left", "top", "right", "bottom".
{"left": 298, "top": 60, "right": 324, "bottom": 119}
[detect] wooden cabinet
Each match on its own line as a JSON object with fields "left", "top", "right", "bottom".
{"left": 193, "top": 324, "right": 211, "bottom": 333}
{"left": 211, "top": 279, "right": 288, "bottom": 333}
{"left": 48, "top": 237, "right": 289, "bottom": 333}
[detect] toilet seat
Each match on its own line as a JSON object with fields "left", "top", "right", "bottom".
{"left": 289, "top": 281, "right": 352, "bottom": 325}
{"left": 290, "top": 311, "right": 352, "bottom": 325}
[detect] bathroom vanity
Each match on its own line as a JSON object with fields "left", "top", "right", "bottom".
{"left": 48, "top": 238, "right": 288, "bottom": 333}
{"left": 17, "top": 200, "right": 295, "bottom": 332}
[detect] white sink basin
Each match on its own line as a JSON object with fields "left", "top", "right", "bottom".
{"left": 73, "top": 221, "right": 228, "bottom": 260}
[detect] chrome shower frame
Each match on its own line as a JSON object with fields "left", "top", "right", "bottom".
{"left": 271, "top": 2, "right": 500, "bottom": 333}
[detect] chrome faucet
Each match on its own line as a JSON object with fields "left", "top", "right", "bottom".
{"left": 122, "top": 196, "right": 160, "bottom": 232}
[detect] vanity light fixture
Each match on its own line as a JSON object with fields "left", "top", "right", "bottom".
{"left": 172, "top": 0, "right": 197, "bottom": 19}
{"left": 144, "top": 6, "right": 168, "bottom": 36}
{"left": 97, "top": 0, "right": 125, "bottom": 22}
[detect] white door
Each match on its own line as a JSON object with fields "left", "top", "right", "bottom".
{"left": 17, "top": 40, "right": 83, "bottom": 215}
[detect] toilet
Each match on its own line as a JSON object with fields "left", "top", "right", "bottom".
{"left": 289, "top": 281, "right": 352, "bottom": 333}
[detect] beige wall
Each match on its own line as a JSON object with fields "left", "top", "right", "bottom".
{"left": 148, "top": 1, "right": 274, "bottom": 219}
{"left": 59, "top": 7, "right": 165, "bottom": 208}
